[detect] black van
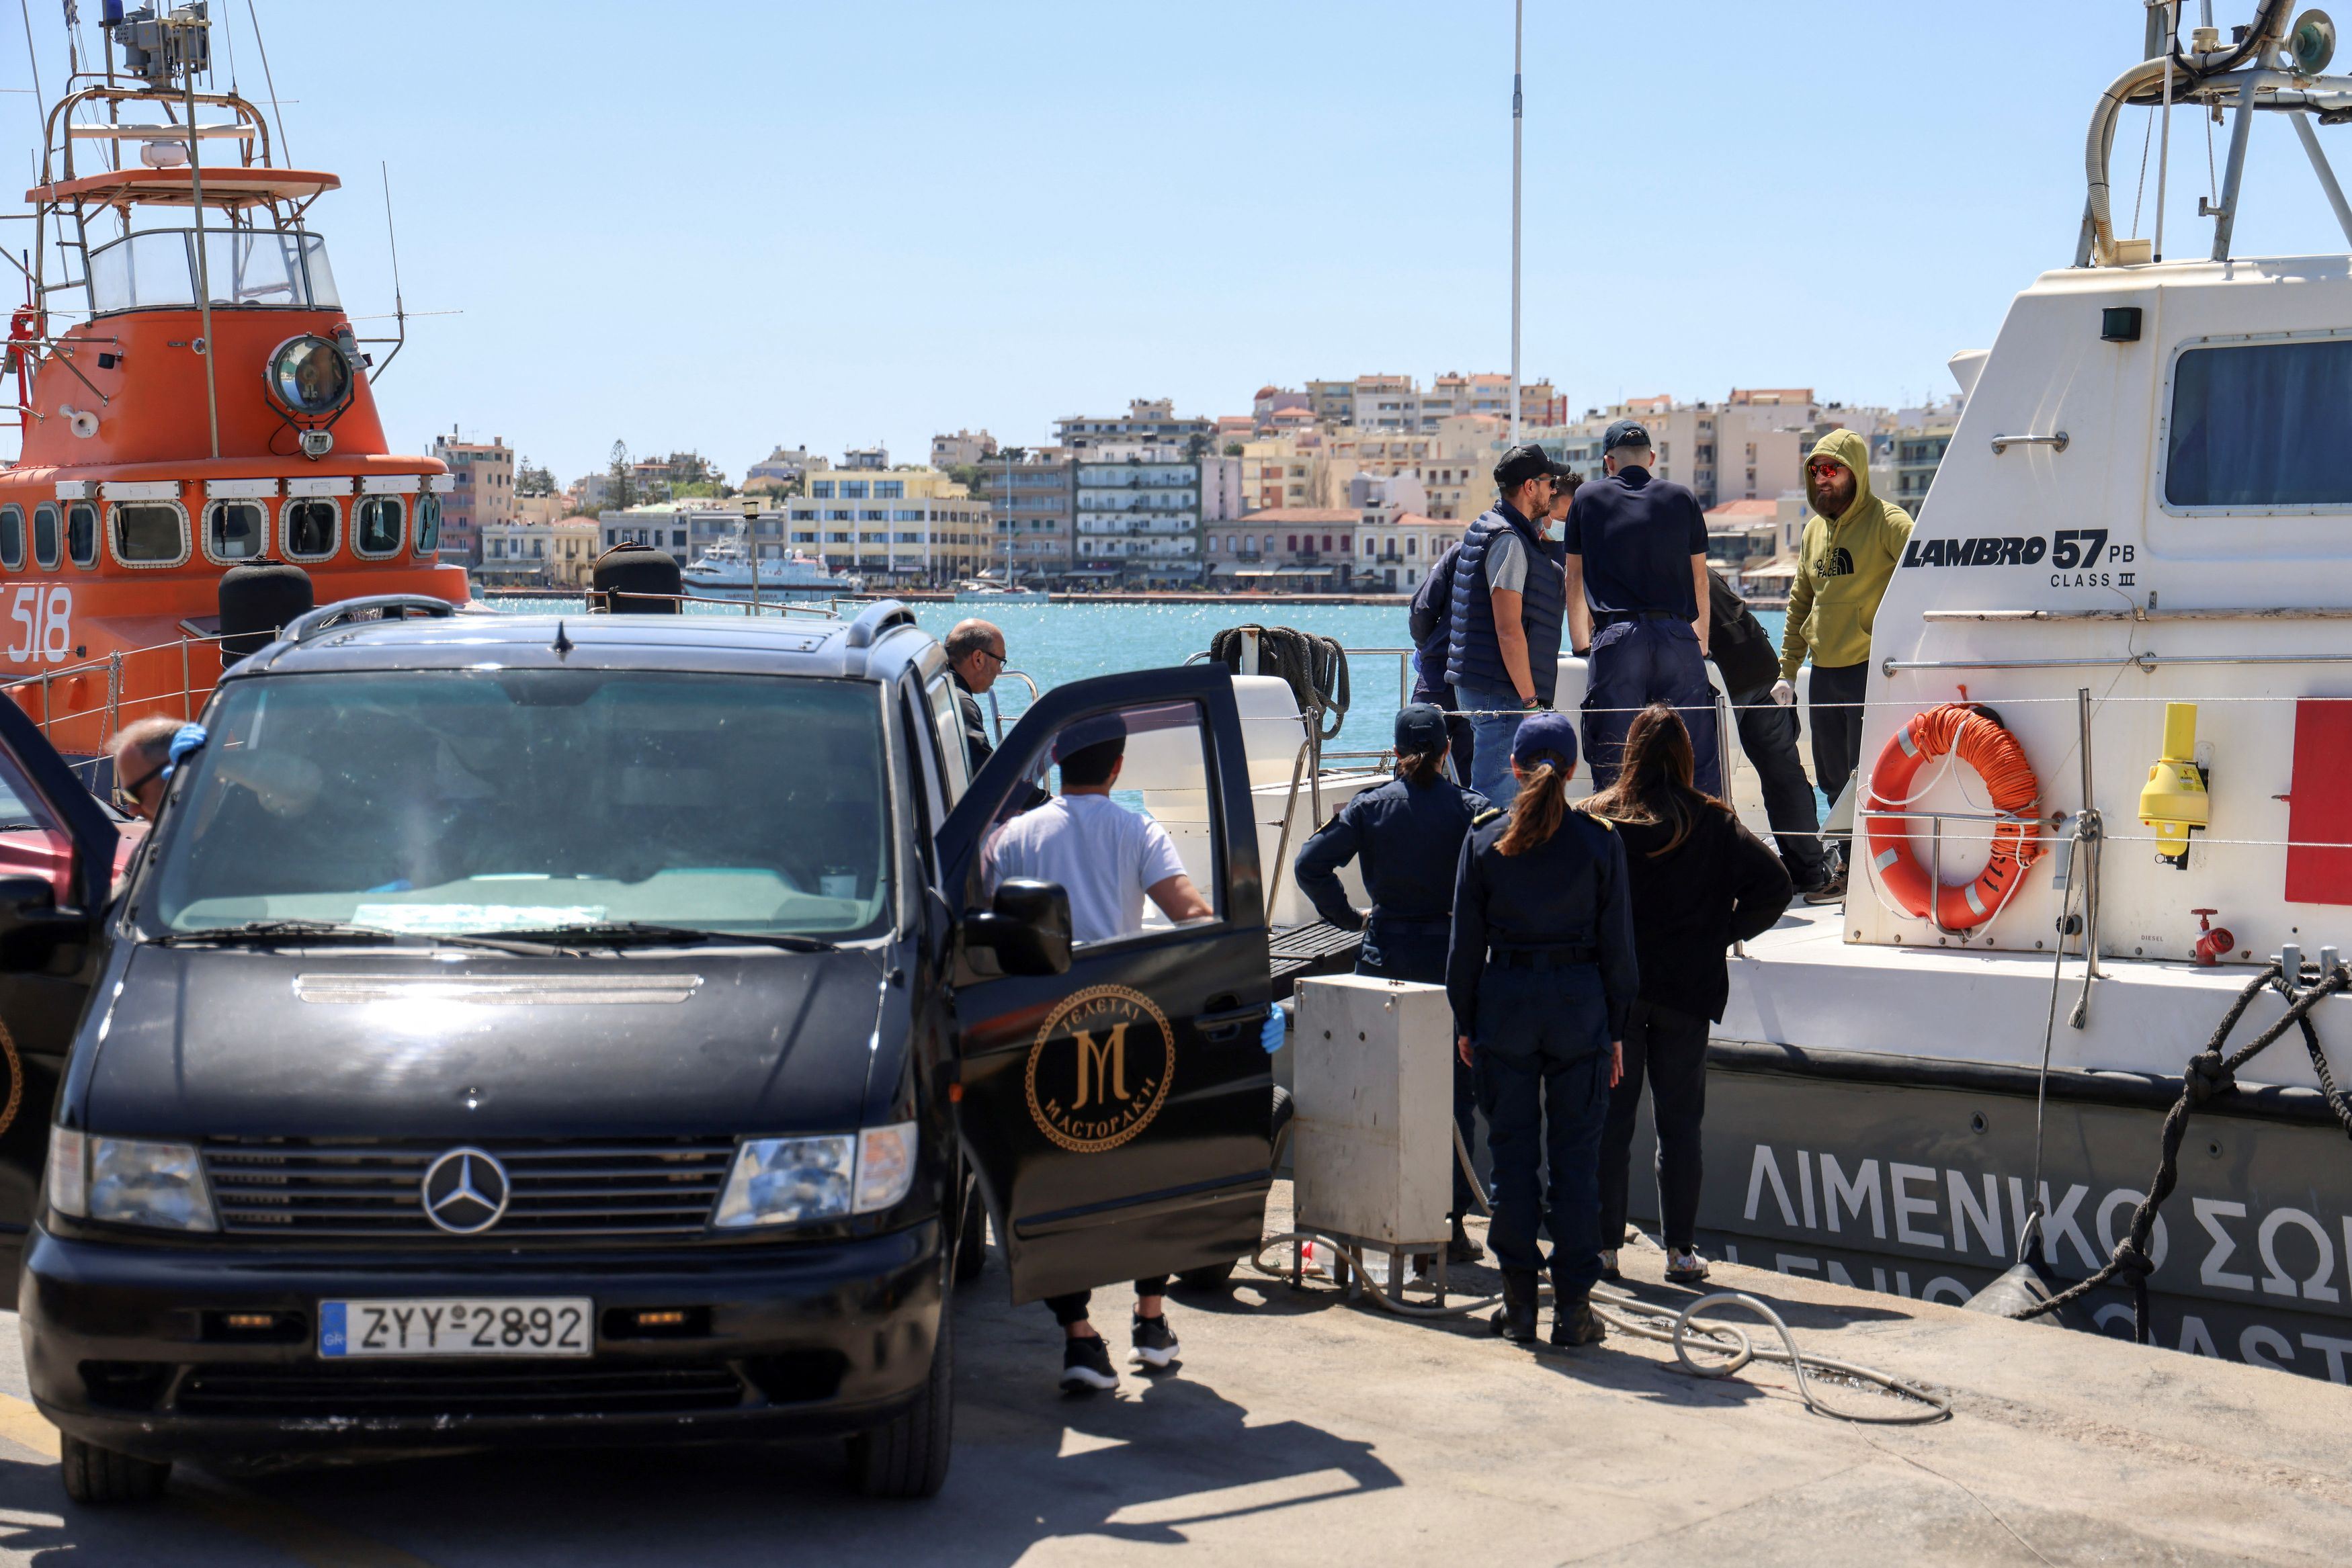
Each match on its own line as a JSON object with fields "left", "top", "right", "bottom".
{"left": 0, "top": 598, "right": 1276, "bottom": 1503}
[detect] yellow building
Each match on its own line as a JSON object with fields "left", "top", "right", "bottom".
{"left": 782, "top": 468, "right": 991, "bottom": 583}
{"left": 1239, "top": 435, "right": 1335, "bottom": 514}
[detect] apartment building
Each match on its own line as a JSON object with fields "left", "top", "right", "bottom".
{"left": 1053, "top": 398, "right": 1214, "bottom": 454}
{"left": 1890, "top": 417, "right": 1958, "bottom": 519}
{"left": 1213, "top": 507, "right": 1359, "bottom": 590}
{"left": 1072, "top": 448, "right": 1211, "bottom": 582}
{"left": 1329, "top": 372, "right": 1562, "bottom": 433}
{"left": 930, "top": 429, "right": 999, "bottom": 468}
{"left": 606, "top": 474, "right": 991, "bottom": 585}
{"left": 1240, "top": 433, "right": 1333, "bottom": 513}
{"left": 1355, "top": 511, "right": 1457, "bottom": 593}
{"left": 476, "top": 517, "right": 601, "bottom": 589}
{"left": 976, "top": 455, "right": 1075, "bottom": 578}
{"left": 745, "top": 445, "right": 824, "bottom": 492}
{"left": 428, "top": 429, "right": 513, "bottom": 566}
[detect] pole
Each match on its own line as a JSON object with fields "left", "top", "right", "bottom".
{"left": 182, "top": 32, "right": 220, "bottom": 460}
{"left": 2154, "top": 1, "right": 2173, "bottom": 261}
{"left": 1509, "top": 0, "right": 1523, "bottom": 448}
{"left": 2211, "top": 72, "right": 2257, "bottom": 261}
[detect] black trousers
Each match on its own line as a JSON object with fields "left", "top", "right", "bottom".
{"left": 1597, "top": 998, "right": 1710, "bottom": 1254}
{"left": 1412, "top": 681, "right": 1476, "bottom": 789}
{"left": 1808, "top": 661, "right": 1871, "bottom": 861}
{"left": 1473, "top": 963, "right": 1611, "bottom": 1297}
{"left": 1046, "top": 1277, "right": 1171, "bottom": 1326}
{"left": 1729, "top": 683, "right": 1827, "bottom": 888}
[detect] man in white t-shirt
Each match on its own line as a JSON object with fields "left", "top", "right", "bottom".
{"left": 980, "top": 726, "right": 1211, "bottom": 1392}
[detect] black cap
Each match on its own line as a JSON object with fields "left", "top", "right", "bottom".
{"left": 1602, "top": 419, "right": 1652, "bottom": 455}
{"left": 1493, "top": 443, "right": 1552, "bottom": 489}
{"left": 1547, "top": 458, "right": 1579, "bottom": 483}
{"left": 1394, "top": 702, "right": 1449, "bottom": 755}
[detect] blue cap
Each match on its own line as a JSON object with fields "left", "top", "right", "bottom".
{"left": 1394, "top": 702, "right": 1449, "bottom": 754}
{"left": 1602, "top": 419, "right": 1652, "bottom": 456}
{"left": 1510, "top": 710, "right": 1579, "bottom": 773}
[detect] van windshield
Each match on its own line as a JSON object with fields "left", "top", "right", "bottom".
{"left": 146, "top": 670, "right": 892, "bottom": 939}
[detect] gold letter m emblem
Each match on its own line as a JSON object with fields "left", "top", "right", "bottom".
{"left": 1072, "top": 1022, "right": 1130, "bottom": 1110}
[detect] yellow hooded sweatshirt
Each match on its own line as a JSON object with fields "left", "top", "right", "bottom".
{"left": 1777, "top": 428, "right": 1914, "bottom": 680}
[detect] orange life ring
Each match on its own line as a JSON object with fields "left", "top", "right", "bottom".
{"left": 1862, "top": 703, "right": 2044, "bottom": 929}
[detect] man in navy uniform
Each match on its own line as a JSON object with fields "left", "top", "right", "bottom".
{"left": 1445, "top": 445, "right": 1566, "bottom": 809}
{"left": 1564, "top": 421, "right": 1721, "bottom": 797}
{"left": 1295, "top": 703, "right": 1490, "bottom": 1261}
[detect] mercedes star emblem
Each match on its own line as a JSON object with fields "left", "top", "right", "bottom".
{"left": 421, "top": 1147, "right": 511, "bottom": 1235}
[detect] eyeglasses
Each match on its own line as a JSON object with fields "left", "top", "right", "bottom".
{"left": 1806, "top": 463, "right": 1848, "bottom": 480}
{"left": 113, "top": 763, "right": 163, "bottom": 816}
{"left": 975, "top": 646, "right": 1007, "bottom": 666}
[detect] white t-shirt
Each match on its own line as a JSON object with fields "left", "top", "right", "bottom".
{"left": 984, "top": 793, "right": 1189, "bottom": 945}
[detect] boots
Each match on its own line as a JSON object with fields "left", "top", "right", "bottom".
{"left": 1491, "top": 1269, "right": 1540, "bottom": 1343}
{"left": 1550, "top": 1288, "right": 1607, "bottom": 1349}
{"left": 1445, "top": 1214, "right": 1482, "bottom": 1266}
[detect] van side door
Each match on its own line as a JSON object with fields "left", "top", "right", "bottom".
{"left": 0, "top": 697, "right": 118, "bottom": 1256}
{"left": 934, "top": 666, "right": 1274, "bottom": 1303}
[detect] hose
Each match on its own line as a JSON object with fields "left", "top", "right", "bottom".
{"left": 1247, "top": 1125, "right": 1951, "bottom": 1424}
{"left": 1209, "top": 625, "right": 1351, "bottom": 742}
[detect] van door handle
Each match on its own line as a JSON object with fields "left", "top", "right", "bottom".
{"left": 1195, "top": 1002, "right": 1271, "bottom": 1042}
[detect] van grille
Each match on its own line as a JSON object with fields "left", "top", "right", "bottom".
{"left": 201, "top": 1139, "right": 736, "bottom": 1241}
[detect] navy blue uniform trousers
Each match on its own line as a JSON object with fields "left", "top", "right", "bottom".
{"left": 1473, "top": 962, "right": 1612, "bottom": 1296}
{"left": 1356, "top": 917, "right": 1480, "bottom": 1219}
{"left": 1582, "top": 617, "right": 1722, "bottom": 797}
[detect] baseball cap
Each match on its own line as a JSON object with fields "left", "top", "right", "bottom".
{"left": 1492, "top": 443, "right": 1552, "bottom": 489}
{"left": 1394, "top": 702, "right": 1449, "bottom": 755}
{"left": 1601, "top": 419, "right": 1653, "bottom": 455}
{"left": 1510, "top": 710, "right": 1579, "bottom": 773}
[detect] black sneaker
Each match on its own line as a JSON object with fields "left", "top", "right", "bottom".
{"left": 1130, "top": 1311, "right": 1180, "bottom": 1371}
{"left": 1060, "top": 1334, "right": 1118, "bottom": 1393}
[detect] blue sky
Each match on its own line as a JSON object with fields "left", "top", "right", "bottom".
{"left": 15, "top": 1, "right": 2352, "bottom": 482}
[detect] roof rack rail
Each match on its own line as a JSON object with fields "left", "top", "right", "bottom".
{"left": 843, "top": 599, "right": 919, "bottom": 649}
{"left": 282, "top": 595, "right": 461, "bottom": 644}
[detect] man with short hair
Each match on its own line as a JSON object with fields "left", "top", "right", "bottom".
{"left": 1406, "top": 542, "right": 1474, "bottom": 785}
{"left": 1564, "top": 421, "right": 1720, "bottom": 797}
{"left": 107, "top": 715, "right": 181, "bottom": 821}
{"left": 1776, "top": 429, "right": 1914, "bottom": 903}
{"left": 1445, "top": 444, "right": 1566, "bottom": 808}
{"left": 943, "top": 617, "right": 1008, "bottom": 776}
{"left": 982, "top": 724, "right": 1212, "bottom": 1391}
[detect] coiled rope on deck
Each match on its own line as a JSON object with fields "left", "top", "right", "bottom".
{"left": 2009, "top": 957, "right": 2352, "bottom": 1338}
{"left": 1209, "top": 625, "right": 1350, "bottom": 741}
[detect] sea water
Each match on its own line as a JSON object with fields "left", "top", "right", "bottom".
{"left": 490, "top": 597, "right": 1783, "bottom": 761}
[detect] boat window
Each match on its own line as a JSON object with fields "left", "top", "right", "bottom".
{"left": 31, "top": 504, "right": 59, "bottom": 570}
{"left": 204, "top": 500, "right": 267, "bottom": 563}
{"left": 414, "top": 494, "right": 441, "bottom": 556}
{"left": 66, "top": 503, "right": 96, "bottom": 568}
{"left": 353, "top": 495, "right": 403, "bottom": 557}
{"left": 2167, "top": 339, "right": 2352, "bottom": 508}
{"left": 112, "top": 503, "right": 188, "bottom": 567}
{"left": 88, "top": 232, "right": 196, "bottom": 313}
{"left": 284, "top": 498, "right": 338, "bottom": 560}
{"left": 149, "top": 672, "right": 893, "bottom": 941}
{"left": 0, "top": 507, "right": 21, "bottom": 571}
{"left": 200, "top": 230, "right": 304, "bottom": 307}
{"left": 295, "top": 232, "right": 340, "bottom": 308}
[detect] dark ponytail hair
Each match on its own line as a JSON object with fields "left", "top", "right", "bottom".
{"left": 1398, "top": 746, "right": 1447, "bottom": 787}
{"left": 1580, "top": 703, "right": 1726, "bottom": 855}
{"left": 1495, "top": 760, "right": 1569, "bottom": 857}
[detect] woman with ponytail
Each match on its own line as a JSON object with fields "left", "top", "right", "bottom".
{"left": 1295, "top": 703, "right": 1492, "bottom": 1264}
{"left": 1445, "top": 711, "right": 1638, "bottom": 1348}
{"left": 1581, "top": 703, "right": 1792, "bottom": 1287}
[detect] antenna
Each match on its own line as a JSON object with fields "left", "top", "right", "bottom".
{"left": 242, "top": 0, "right": 287, "bottom": 161}
{"left": 372, "top": 161, "right": 408, "bottom": 376}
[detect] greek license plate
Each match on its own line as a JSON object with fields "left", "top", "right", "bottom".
{"left": 319, "top": 1298, "right": 593, "bottom": 1358}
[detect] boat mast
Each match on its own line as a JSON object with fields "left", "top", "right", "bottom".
{"left": 1509, "top": 0, "right": 1522, "bottom": 448}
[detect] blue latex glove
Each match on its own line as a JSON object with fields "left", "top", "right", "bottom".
{"left": 1260, "top": 1009, "right": 1287, "bottom": 1054}
{"left": 162, "top": 722, "right": 208, "bottom": 781}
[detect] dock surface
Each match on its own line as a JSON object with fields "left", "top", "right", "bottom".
{"left": 0, "top": 1182, "right": 2343, "bottom": 1564}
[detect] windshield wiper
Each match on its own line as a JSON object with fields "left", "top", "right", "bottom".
{"left": 147, "top": 920, "right": 573, "bottom": 956}
{"left": 492, "top": 921, "right": 843, "bottom": 953}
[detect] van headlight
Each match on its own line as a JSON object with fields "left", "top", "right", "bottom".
{"left": 712, "top": 1123, "right": 918, "bottom": 1229}
{"left": 77, "top": 1135, "right": 216, "bottom": 1231}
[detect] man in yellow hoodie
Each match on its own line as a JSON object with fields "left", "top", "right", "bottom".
{"left": 1775, "top": 428, "right": 1912, "bottom": 904}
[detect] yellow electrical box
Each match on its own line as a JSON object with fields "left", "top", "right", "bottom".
{"left": 2138, "top": 701, "right": 2209, "bottom": 867}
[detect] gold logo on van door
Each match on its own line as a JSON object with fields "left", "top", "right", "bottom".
{"left": 1025, "top": 985, "right": 1175, "bottom": 1154}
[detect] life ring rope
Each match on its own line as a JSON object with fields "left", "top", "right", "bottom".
{"left": 1861, "top": 703, "right": 2044, "bottom": 932}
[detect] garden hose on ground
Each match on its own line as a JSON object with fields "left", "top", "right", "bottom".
{"left": 1246, "top": 1125, "right": 1951, "bottom": 1425}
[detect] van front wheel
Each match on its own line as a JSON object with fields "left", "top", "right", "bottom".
{"left": 59, "top": 1433, "right": 169, "bottom": 1506}
{"left": 847, "top": 1309, "right": 954, "bottom": 1499}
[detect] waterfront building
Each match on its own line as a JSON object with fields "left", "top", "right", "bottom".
{"left": 1355, "top": 481, "right": 1456, "bottom": 592}
{"left": 1072, "top": 447, "right": 1212, "bottom": 585}
{"left": 511, "top": 490, "right": 569, "bottom": 527}
{"left": 775, "top": 468, "right": 988, "bottom": 583}
{"left": 1215, "top": 506, "right": 1358, "bottom": 591}
{"left": 1239, "top": 433, "right": 1333, "bottom": 514}
{"left": 428, "top": 429, "right": 513, "bottom": 567}
{"left": 930, "top": 429, "right": 999, "bottom": 468}
{"left": 978, "top": 454, "right": 1076, "bottom": 579}
{"left": 1890, "top": 412, "right": 1960, "bottom": 519}
{"left": 1053, "top": 398, "right": 1214, "bottom": 455}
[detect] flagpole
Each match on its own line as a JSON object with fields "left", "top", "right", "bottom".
{"left": 1509, "top": 0, "right": 1523, "bottom": 447}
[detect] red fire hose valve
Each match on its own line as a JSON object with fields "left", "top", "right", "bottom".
{"left": 2191, "top": 909, "right": 2234, "bottom": 967}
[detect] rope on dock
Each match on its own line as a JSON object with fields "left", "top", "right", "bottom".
{"left": 2009, "top": 957, "right": 2352, "bottom": 1338}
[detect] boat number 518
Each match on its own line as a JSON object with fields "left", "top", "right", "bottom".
{"left": 5, "top": 586, "right": 73, "bottom": 665}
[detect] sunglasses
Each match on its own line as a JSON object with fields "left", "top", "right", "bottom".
{"left": 113, "top": 763, "right": 163, "bottom": 814}
{"left": 1807, "top": 463, "right": 1848, "bottom": 479}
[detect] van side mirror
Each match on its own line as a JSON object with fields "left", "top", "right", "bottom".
{"left": 965, "top": 879, "right": 1072, "bottom": 977}
{"left": 0, "top": 874, "right": 81, "bottom": 970}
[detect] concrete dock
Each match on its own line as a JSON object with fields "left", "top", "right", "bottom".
{"left": 0, "top": 1182, "right": 2343, "bottom": 1565}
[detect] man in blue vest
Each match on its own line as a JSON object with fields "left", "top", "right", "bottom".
{"left": 1565, "top": 420, "right": 1722, "bottom": 797}
{"left": 1406, "top": 542, "right": 1475, "bottom": 784}
{"left": 1445, "top": 445, "right": 1566, "bottom": 808}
